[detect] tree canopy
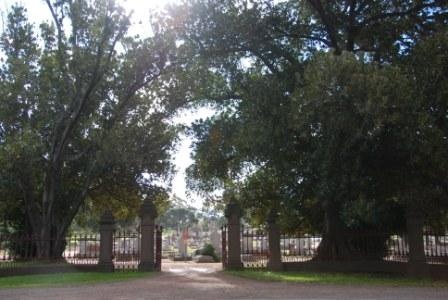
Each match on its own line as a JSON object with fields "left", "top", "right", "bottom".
{"left": 0, "top": 0, "right": 180, "bottom": 257}
{"left": 1, "top": 0, "right": 447, "bottom": 261}
{"left": 159, "top": 0, "right": 448, "bottom": 259}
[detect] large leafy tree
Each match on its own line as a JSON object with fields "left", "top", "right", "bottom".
{"left": 188, "top": 52, "right": 415, "bottom": 257}
{"left": 163, "top": 0, "right": 448, "bottom": 259}
{"left": 365, "top": 30, "right": 448, "bottom": 229}
{"left": 304, "top": 0, "right": 447, "bottom": 57}
{"left": 0, "top": 1, "right": 178, "bottom": 258}
{"left": 288, "top": 53, "right": 414, "bottom": 259}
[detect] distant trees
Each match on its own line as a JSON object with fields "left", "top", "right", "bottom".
{"left": 158, "top": 207, "right": 199, "bottom": 231}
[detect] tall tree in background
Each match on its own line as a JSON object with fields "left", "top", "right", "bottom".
{"left": 0, "top": 0, "right": 178, "bottom": 258}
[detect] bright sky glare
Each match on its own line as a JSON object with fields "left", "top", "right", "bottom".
{"left": 1, "top": 0, "right": 178, "bottom": 37}
{"left": 1, "top": 0, "right": 213, "bottom": 209}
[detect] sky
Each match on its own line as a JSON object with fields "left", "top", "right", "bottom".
{"left": 0, "top": 0, "right": 214, "bottom": 209}
{"left": 170, "top": 107, "right": 216, "bottom": 208}
{"left": 1, "top": 0, "right": 178, "bottom": 36}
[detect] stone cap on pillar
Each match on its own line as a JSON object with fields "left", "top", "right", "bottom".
{"left": 140, "top": 198, "right": 158, "bottom": 219}
{"left": 224, "top": 202, "right": 242, "bottom": 219}
{"left": 100, "top": 210, "right": 115, "bottom": 226}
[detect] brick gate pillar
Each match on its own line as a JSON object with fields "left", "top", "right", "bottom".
{"left": 225, "top": 202, "right": 243, "bottom": 270}
{"left": 267, "top": 209, "right": 283, "bottom": 271}
{"left": 98, "top": 210, "right": 115, "bottom": 272}
{"left": 406, "top": 210, "right": 428, "bottom": 278}
{"left": 139, "top": 198, "right": 157, "bottom": 272}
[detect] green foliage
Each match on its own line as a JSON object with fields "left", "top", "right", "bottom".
{"left": 195, "top": 243, "right": 219, "bottom": 261}
{"left": 1, "top": 0, "right": 448, "bottom": 261}
{"left": 158, "top": 206, "right": 199, "bottom": 231}
{"left": 164, "top": 0, "right": 448, "bottom": 240}
{"left": 0, "top": 1, "right": 180, "bottom": 256}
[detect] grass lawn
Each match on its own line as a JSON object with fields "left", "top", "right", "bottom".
{"left": 0, "top": 261, "right": 70, "bottom": 268}
{"left": 225, "top": 270, "right": 448, "bottom": 287}
{"left": 0, "top": 272, "right": 154, "bottom": 289}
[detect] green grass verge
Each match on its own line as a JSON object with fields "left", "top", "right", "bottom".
{"left": 225, "top": 270, "right": 448, "bottom": 287}
{"left": 0, "top": 261, "right": 69, "bottom": 268}
{"left": 0, "top": 272, "right": 154, "bottom": 289}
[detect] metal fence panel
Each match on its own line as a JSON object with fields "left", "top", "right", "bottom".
{"left": 238, "top": 228, "right": 448, "bottom": 268}
{"left": 113, "top": 230, "right": 140, "bottom": 272}
{"left": 241, "top": 226, "right": 268, "bottom": 269}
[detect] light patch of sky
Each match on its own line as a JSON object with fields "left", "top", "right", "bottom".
{"left": 1, "top": 1, "right": 51, "bottom": 27}
{"left": 1, "top": 0, "right": 216, "bottom": 209}
{"left": 117, "top": 0, "right": 178, "bottom": 37}
{"left": 170, "top": 107, "right": 217, "bottom": 209}
{"left": 1, "top": 0, "right": 177, "bottom": 37}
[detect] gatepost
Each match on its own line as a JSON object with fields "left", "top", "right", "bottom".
{"left": 224, "top": 202, "right": 243, "bottom": 270}
{"left": 98, "top": 210, "right": 115, "bottom": 272}
{"left": 139, "top": 198, "right": 158, "bottom": 271}
{"left": 406, "top": 210, "right": 428, "bottom": 278}
{"left": 267, "top": 209, "right": 283, "bottom": 271}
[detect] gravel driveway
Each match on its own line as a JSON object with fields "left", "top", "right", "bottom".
{"left": 0, "top": 261, "right": 447, "bottom": 300}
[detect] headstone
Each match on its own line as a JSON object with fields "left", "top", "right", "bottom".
{"left": 78, "top": 240, "right": 87, "bottom": 257}
{"left": 261, "top": 237, "right": 268, "bottom": 252}
{"left": 178, "top": 229, "right": 188, "bottom": 257}
{"left": 210, "top": 229, "right": 221, "bottom": 255}
{"left": 246, "top": 236, "right": 254, "bottom": 252}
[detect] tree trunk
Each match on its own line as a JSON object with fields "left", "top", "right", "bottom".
{"left": 31, "top": 221, "right": 68, "bottom": 260}
{"left": 27, "top": 164, "right": 88, "bottom": 261}
{"left": 35, "top": 171, "right": 55, "bottom": 259}
{"left": 314, "top": 199, "right": 390, "bottom": 261}
{"left": 51, "top": 224, "right": 68, "bottom": 259}
{"left": 314, "top": 200, "right": 354, "bottom": 261}
{"left": 31, "top": 174, "right": 68, "bottom": 260}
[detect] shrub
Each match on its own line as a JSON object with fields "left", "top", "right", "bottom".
{"left": 197, "top": 244, "right": 218, "bottom": 261}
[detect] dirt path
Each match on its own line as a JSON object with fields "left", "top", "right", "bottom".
{"left": 0, "top": 261, "right": 447, "bottom": 299}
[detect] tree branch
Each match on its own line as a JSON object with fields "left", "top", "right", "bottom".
{"left": 359, "top": 3, "right": 437, "bottom": 27}
{"left": 307, "top": 0, "right": 341, "bottom": 54}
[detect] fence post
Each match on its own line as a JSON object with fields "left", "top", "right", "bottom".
{"left": 139, "top": 198, "right": 157, "bottom": 272}
{"left": 155, "top": 225, "right": 163, "bottom": 271}
{"left": 267, "top": 210, "right": 283, "bottom": 271}
{"left": 98, "top": 210, "right": 115, "bottom": 272}
{"left": 406, "top": 210, "right": 428, "bottom": 277}
{"left": 224, "top": 202, "right": 243, "bottom": 270}
{"left": 221, "top": 225, "right": 227, "bottom": 268}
